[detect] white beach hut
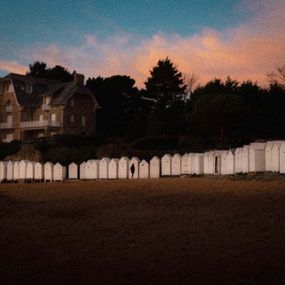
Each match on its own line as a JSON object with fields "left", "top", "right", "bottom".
{"left": 44, "top": 162, "right": 54, "bottom": 182}
{"left": 189, "top": 153, "right": 196, "bottom": 174}
{"left": 221, "top": 151, "right": 228, "bottom": 175}
{"left": 161, "top": 154, "right": 172, "bottom": 176}
{"left": 86, "top": 159, "right": 99, "bottom": 180}
{"left": 234, "top": 148, "right": 243, "bottom": 173}
{"left": 139, "top": 159, "right": 149, "bottom": 179}
{"left": 108, "top": 159, "right": 119, "bottom": 179}
{"left": 19, "top": 160, "right": 29, "bottom": 181}
{"left": 118, "top": 157, "right": 129, "bottom": 179}
{"left": 221, "top": 150, "right": 235, "bottom": 175}
{"left": 249, "top": 142, "right": 266, "bottom": 172}
{"left": 241, "top": 145, "right": 250, "bottom": 173}
{"left": 0, "top": 161, "right": 7, "bottom": 183}
{"left": 279, "top": 142, "right": 285, "bottom": 174}
{"left": 128, "top": 157, "right": 140, "bottom": 179}
{"left": 34, "top": 162, "right": 44, "bottom": 181}
{"left": 150, "top": 156, "right": 160, "bottom": 178}
{"left": 272, "top": 141, "right": 284, "bottom": 172}
{"left": 203, "top": 152, "right": 210, "bottom": 174}
{"left": 80, "top": 162, "right": 87, "bottom": 179}
{"left": 26, "top": 161, "right": 35, "bottom": 181}
{"left": 6, "top": 161, "right": 14, "bottom": 181}
{"left": 171, "top": 153, "right": 181, "bottom": 176}
{"left": 13, "top": 161, "right": 20, "bottom": 181}
{"left": 192, "top": 153, "right": 204, "bottom": 175}
{"left": 99, "top": 157, "right": 110, "bottom": 179}
{"left": 68, "top": 162, "right": 78, "bottom": 180}
{"left": 181, "top": 153, "right": 191, "bottom": 175}
{"left": 265, "top": 141, "right": 276, "bottom": 172}
{"left": 227, "top": 149, "right": 236, "bottom": 175}
{"left": 53, "top": 163, "right": 66, "bottom": 182}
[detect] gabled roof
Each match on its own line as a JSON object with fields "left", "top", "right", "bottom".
{"left": 2, "top": 73, "right": 99, "bottom": 108}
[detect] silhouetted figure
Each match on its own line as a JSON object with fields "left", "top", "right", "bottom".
{"left": 130, "top": 163, "right": 135, "bottom": 178}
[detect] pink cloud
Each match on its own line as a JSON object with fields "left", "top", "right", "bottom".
{"left": 2, "top": 0, "right": 285, "bottom": 88}
{"left": 0, "top": 60, "right": 27, "bottom": 75}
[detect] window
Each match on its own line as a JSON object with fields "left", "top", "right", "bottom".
{"left": 45, "top": 97, "right": 51, "bottom": 105}
{"left": 6, "top": 100, "right": 13, "bottom": 112}
{"left": 26, "top": 83, "right": 33, "bottom": 93}
{"left": 70, "top": 114, "right": 74, "bottom": 123}
{"left": 51, "top": 113, "right": 56, "bottom": 121}
{"left": 81, "top": 116, "right": 86, "bottom": 127}
{"left": 70, "top": 98, "right": 74, "bottom": 107}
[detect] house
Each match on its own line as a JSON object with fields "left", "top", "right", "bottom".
{"left": 0, "top": 73, "right": 99, "bottom": 142}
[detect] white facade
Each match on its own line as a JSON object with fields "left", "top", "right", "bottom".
{"left": 249, "top": 142, "right": 266, "bottom": 172}
{"left": 99, "top": 157, "right": 110, "bottom": 179}
{"left": 221, "top": 151, "right": 228, "bottom": 175}
{"left": 171, "top": 153, "right": 181, "bottom": 176}
{"left": 80, "top": 162, "right": 87, "bottom": 179}
{"left": 0, "top": 161, "right": 7, "bottom": 182}
{"left": 272, "top": 141, "right": 284, "bottom": 172}
{"left": 150, "top": 156, "right": 160, "bottom": 178}
{"left": 139, "top": 159, "right": 149, "bottom": 178}
{"left": 203, "top": 152, "right": 210, "bottom": 174}
{"left": 68, "top": 162, "right": 78, "bottom": 179}
{"left": 265, "top": 141, "right": 276, "bottom": 172}
{"left": 192, "top": 153, "right": 204, "bottom": 175}
{"left": 86, "top": 160, "right": 99, "bottom": 180}
{"left": 44, "top": 162, "right": 54, "bottom": 182}
{"left": 7, "top": 161, "right": 13, "bottom": 181}
{"left": 234, "top": 148, "right": 243, "bottom": 173}
{"left": 13, "top": 161, "right": 20, "bottom": 181}
{"left": 118, "top": 157, "right": 129, "bottom": 179}
{"left": 161, "top": 154, "right": 171, "bottom": 176}
{"left": 26, "top": 161, "right": 35, "bottom": 180}
{"left": 241, "top": 146, "right": 249, "bottom": 173}
{"left": 221, "top": 150, "right": 235, "bottom": 175}
{"left": 128, "top": 157, "right": 140, "bottom": 179}
{"left": 34, "top": 162, "right": 44, "bottom": 181}
{"left": 108, "top": 159, "right": 119, "bottom": 179}
{"left": 279, "top": 143, "right": 285, "bottom": 174}
{"left": 53, "top": 163, "right": 67, "bottom": 182}
{"left": 19, "top": 160, "right": 29, "bottom": 180}
{"left": 181, "top": 154, "right": 190, "bottom": 174}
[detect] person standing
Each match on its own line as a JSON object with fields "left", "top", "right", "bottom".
{"left": 130, "top": 163, "right": 135, "bottom": 178}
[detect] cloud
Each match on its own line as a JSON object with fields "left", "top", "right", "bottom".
{"left": 0, "top": 60, "right": 27, "bottom": 75}
{"left": 1, "top": 0, "right": 285, "bottom": 88}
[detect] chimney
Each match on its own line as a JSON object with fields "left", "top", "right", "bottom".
{"left": 74, "top": 73, "right": 84, "bottom": 86}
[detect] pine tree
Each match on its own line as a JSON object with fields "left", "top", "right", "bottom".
{"left": 144, "top": 57, "right": 186, "bottom": 111}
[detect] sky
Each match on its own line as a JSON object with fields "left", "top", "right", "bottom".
{"left": 0, "top": 0, "right": 285, "bottom": 88}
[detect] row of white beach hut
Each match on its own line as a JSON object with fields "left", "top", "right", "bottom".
{"left": 1, "top": 140, "right": 285, "bottom": 183}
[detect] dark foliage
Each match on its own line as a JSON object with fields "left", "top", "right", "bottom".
{"left": 27, "top": 61, "right": 74, "bottom": 82}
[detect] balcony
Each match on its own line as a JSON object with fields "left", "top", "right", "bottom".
{"left": 42, "top": 104, "right": 51, "bottom": 111}
{"left": 0, "top": 122, "right": 13, "bottom": 129}
{"left": 20, "top": 120, "right": 61, "bottom": 129}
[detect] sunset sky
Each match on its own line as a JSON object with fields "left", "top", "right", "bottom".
{"left": 0, "top": 0, "right": 284, "bottom": 87}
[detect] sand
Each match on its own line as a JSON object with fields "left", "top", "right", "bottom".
{"left": 1, "top": 178, "right": 285, "bottom": 284}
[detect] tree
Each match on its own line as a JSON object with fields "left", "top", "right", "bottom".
{"left": 86, "top": 75, "right": 140, "bottom": 138}
{"left": 27, "top": 61, "right": 73, "bottom": 82}
{"left": 144, "top": 57, "right": 186, "bottom": 111}
{"left": 267, "top": 65, "right": 285, "bottom": 87}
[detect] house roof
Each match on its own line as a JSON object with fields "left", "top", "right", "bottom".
{"left": 3, "top": 73, "right": 99, "bottom": 108}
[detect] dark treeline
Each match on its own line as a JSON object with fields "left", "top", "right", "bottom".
{"left": 27, "top": 60, "right": 285, "bottom": 151}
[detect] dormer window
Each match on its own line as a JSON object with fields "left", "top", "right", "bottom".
{"left": 20, "top": 83, "right": 25, "bottom": 90}
{"left": 26, "top": 83, "right": 32, "bottom": 93}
